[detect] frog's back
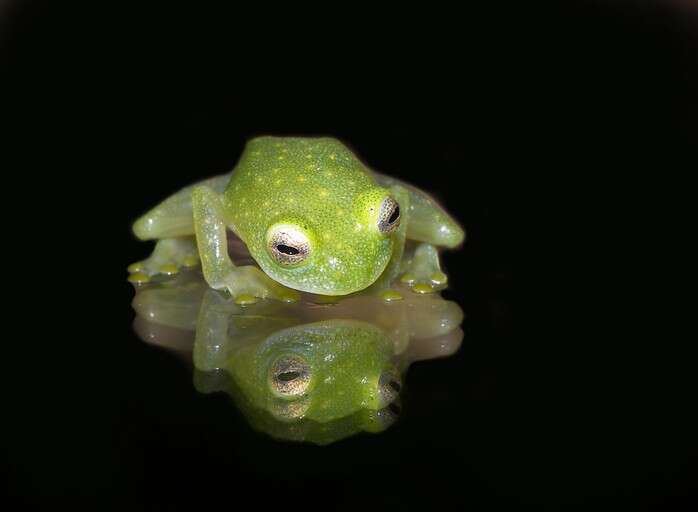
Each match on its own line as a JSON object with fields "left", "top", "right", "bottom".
{"left": 224, "top": 136, "right": 376, "bottom": 238}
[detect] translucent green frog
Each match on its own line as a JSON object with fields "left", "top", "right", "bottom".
{"left": 129, "top": 136, "right": 464, "bottom": 302}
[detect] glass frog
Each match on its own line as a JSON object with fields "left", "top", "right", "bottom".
{"left": 129, "top": 137, "right": 464, "bottom": 302}
{"left": 132, "top": 269, "right": 464, "bottom": 445}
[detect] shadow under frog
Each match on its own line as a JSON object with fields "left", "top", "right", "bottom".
{"left": 132, "top": 270, "right": 464, "bottom": 445}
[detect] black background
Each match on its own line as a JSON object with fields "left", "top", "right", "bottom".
{"left": 3, "top": 1, "right": 697, "bottom": 510}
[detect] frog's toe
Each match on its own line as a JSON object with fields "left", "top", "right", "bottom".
{"left": 127, "top": 272, "right": 151, "bottom": 284}
{"left": 277, "top": 288, "right": 301, "bottom": 303}
{"left": 412, "top": 283, "right": 434, "bottom": 294}
{"left": 127, "top": 253, "right": 200, "bottom": 278}
{"left": 128, "top": 238, "right": 200, "bottom": 279}
{"left": 234, "top": 293, "right": 259, "bottom": 306}
{"left": 230, "top": 287, "right": 300, "bottom": 305}
{"left": 398, "top": 243, "right": 449, "bottom": 294}
{"left": 181, "top": 255, "right": 200, "bottom": 268}
{"left": 399, "top": 271, "right": 449, "bottom": 294}
{"left": 222, "top": 266, "right": 300, "bottom": 304}
{"left": 381, "top": 289, "right": 404, "bottom": 302}
{"left": 127, "top": 259, "right": 173, "bottom": 277}
{"left": 429, "top": 271, "right": 448, "bottom": 286}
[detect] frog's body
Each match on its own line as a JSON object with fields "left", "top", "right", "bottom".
{"left": 130, "top": 137, "right": 464, "bottom": 301}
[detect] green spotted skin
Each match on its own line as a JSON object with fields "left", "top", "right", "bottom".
{"left": 227, "top": 320, "right": 397, "bottom": 423}
{"left": 224, "top": 137, "right": 395, "bottom": 295}
{"left": 131, "top": 135, "right": 465, "bottom": 299}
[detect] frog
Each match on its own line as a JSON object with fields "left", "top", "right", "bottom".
{"left": 129, "top": 136, "right": 464, "bottom": 302}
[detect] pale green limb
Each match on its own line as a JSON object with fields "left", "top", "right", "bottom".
{"left": 191, "top": 185, "right": 299, "bottom": 303}
{"left": 372, "top": 172, "right": 465, "bottom": 248}
{"left": 192, "top": 289, "right": 235, "bottom": 372}
{"left": 399, "top": 242, "right": 448, "bottom": 294}
{"left": 128, "top": 237, "right": 199, "bottom": 278}
{"left": 132, "top": 173, "right": 231, "bottom": 240}
{"left": 129, "top": 173, "right": 231, "bottom": 277}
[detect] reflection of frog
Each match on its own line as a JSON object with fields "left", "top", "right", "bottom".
{"left": 132, "top": 270, "right": 464, "bottom": 444}
{"left": 196, "top": 367, "right": 403, "bottom": 446}
{"left": 129, "top": 137, "right": 464, "bottom": 303}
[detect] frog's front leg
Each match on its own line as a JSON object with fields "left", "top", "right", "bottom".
{"left": 191, "top": 185, "right": 299, "bottom": 304}
{"left": 399, "top": 242, "right": 449, "bottom": 294}
{"left": 129, "top": 173, "right": 232, "bottom": 281}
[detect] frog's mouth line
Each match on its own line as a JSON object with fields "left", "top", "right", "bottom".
{"left": 268, "top": 253, "right": 392, "bottom": 296}
{"left": 273, "top": 267, "right": 385, "bottom": 296}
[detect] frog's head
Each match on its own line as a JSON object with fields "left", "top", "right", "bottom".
{"left": 227, "top": 320, "right": 401, "bottom": 424}
{"left": 253, "top": 183, "right": 401, "bottom": 296}
{"left": 230, "top": 137, "right": 404, "bottom": 295}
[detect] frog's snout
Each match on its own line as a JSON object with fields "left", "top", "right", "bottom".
{"left": 376, "top": 370, "right": 402, "bottom": 408}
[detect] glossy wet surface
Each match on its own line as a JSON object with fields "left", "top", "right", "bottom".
{"left": 132, "top": 270, "right": 464, "bottom": 445}
{"left": 8, "top": 1, "right": 698, "bottom": 506}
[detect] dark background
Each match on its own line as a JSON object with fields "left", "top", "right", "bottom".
{"left": 3, "top": 1, "right": 696, "bottom": 509}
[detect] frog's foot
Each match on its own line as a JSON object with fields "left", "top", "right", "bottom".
{"left": 399, "top": 243, "right": 448, "bottom": 294}
{"left": 218, "top": 266, "right": 300, "bottom": 305}
{"left": 380, "top": 289, "right": 405, "bottom": 302}
{"left": 128, "top": 238, "right": 199, "bottom": 282}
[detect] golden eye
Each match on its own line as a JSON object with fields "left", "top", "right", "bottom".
{"left": 266, "top": 224, "right": 311, "bottom": 265}
{"left": 377, "top": 196, "right": 401, "bottom": 234}
{"left": 268, "top": 355, "right": 312, "bottom": 397}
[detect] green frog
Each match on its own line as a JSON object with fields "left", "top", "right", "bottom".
{"left": 129, "top": 137, "right": 464, "bottom": 302}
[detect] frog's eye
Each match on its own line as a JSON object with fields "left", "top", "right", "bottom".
{"left": 377, "top": 370, "right": 402, "bottom": 407}
{"left": 266, "top": 224, "right": 311, "bottom": 265}
{"left": 268, "top": 355, "right": 312, "bottom": 397}
{"left": 377, "top": 196, "right": 401, "bottom": 235}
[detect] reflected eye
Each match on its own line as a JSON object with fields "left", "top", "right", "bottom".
{"left": 377, "top": 196, "right": 401, "bottom": 234}
{"left": 377, "top": 370, "right": 402, "bottom": 407}
{"left": 266, "top": 224, "right": 311, "bottom": 265}
{"left": 268, "top": 355, "right": 312, "bottom": 397}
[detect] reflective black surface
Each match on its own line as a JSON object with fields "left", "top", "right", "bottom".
{"left": 5, "top": 1, "right": 697, "bottom": 509}
{"left": 132, "top": 269, "right": 464, "bottom": 445}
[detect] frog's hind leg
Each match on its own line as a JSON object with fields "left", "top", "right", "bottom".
{"left": 399, "top": 242, "right": 449, "bottom": 294}
{"left": 129, "top": 173, "right": 230, "bottom": 280}
{"left": 128, "top": 237, "right": 199, "bottom": 280}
